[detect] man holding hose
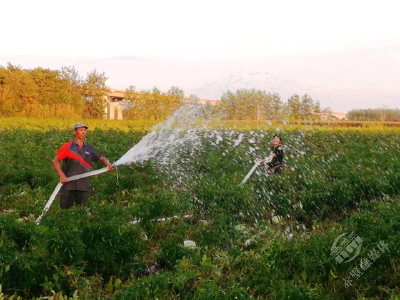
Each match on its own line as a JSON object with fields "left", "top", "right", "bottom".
{"left": 260, "top": 134, "right": 284, "bottom": 175}
{"left": 53, "top": 122, "right": 114, "bottom": 209}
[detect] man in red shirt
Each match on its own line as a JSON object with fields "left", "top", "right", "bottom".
{"left": 53, "top": 122, "right": 114, "bottom": 209}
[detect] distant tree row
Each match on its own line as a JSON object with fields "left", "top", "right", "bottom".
{"left": 0, "top": 64, "right": 109, "bottom": 118}
{"left": 0, "top": 63, "right": 336, "bottom": 122}
{"left": 213, "top": 89, "right": 329, "bottom": 121}
{"left": 347, "top": 108, "right": 400, "bottom": 122}
{"left": 0, "top": 63, "right": 185, "bottom": 120}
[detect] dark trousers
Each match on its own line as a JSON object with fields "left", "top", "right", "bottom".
{"left": 60, "top": 190, "right": 90, "bottom": 209}
{"left": 267, "top": 164, "right": 283, "bottom": 175}
{"left": 273, "top": 165, "right": 283, "bottom": 175}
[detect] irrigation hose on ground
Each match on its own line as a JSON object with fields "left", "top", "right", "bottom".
{"left": 35, "top": 166, "right": 192, "bottom": 226}
{"left": 35, "top": 166, "right": 112, "bottom": 225}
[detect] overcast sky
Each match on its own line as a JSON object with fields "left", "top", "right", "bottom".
{"left": 1, "top": 0, "right": 399, "bottom": 112}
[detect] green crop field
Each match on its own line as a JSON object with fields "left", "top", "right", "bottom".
{"left": 1, "top": 120, "right": 400, "bottom": 299}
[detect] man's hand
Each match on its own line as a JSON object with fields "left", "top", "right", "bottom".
{"left": 260, "top": 159, "right": 265, "bottom": 164}
{"left": 60, "top": 173, "right": 67, "bottom": 184}
{"left": 100, "top": 156, "right": 114, "bottom": 172}
{"left": 54, "top": 156, "right": 68, "bottom": 183}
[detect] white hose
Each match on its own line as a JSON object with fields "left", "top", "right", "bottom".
{"left": 35, "top": 167, "right": 109, "bottom": 225}
{"left": 239, "top": 154, "right": 274, "bottom": 185}
{"left": 239, "top": 161, "right": 260, "bottom": 185}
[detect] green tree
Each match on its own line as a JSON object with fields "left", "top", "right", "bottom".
{"left": 60, "top": 66, "right": 83, "bottom": 92}
{"left": 286, "top": 94, "right": 301, "bottom": 120}
{"left": 314, "top": 100, "right": 322, "bottom": 113}
{"left": 300, "top": 94, "right": 314, "bottom": 119}
{"left": 167, "top": 86, "right": 184, "bottom": 99}
{"left": 270, "top": 93, "right": 283, "bottom": 119}
{"left": 0, "top": 63, "right": 39, "bottom": 115}
{"left": 82, "top": 69, "right": 109, "bottom": 118}
{"left": 123, "top": 86, "right": 184, "bottom": 120}
{"left": 347, "top": 108, "right": 400, "bottom": 121}
{"left": 219, "top": 89, "right": 283, "bottom": 120}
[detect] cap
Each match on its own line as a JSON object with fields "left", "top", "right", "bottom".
{"left": 72, "top": 122, "right": 88, "bottom": 131}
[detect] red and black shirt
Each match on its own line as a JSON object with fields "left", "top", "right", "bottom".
{"left": 56, "top": 140, "right": 102, "bottom": 191}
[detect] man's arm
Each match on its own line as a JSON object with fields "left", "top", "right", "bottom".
{"left": 260, "top": 153, "right": 275, "bottom": 164}
{"left": 53, "top": 156, "right": 67, "bottom": 183}
{"left": 100, "top": 156, "right": 115, "bottom": 171}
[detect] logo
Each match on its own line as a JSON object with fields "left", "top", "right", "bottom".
{"left": 331, "top": 231, "right": 363, "bottom": 264}
{"left": 85, "top": 151, "right": 89, "bottom": 155}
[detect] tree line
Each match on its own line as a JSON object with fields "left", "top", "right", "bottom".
{"left": 0, "top": 64, "right": 330, "bottom": 121}
{"left": 347, "top": 108, "right": 400, "bottom": 122}
{"left": 214, "top": 89, "right": 329, "bottom": 121}
{"left": 0, "top": 64, "right": 186, "bottom": 120}
{"left": 123, "top": 88, "right": 332, "bottom": 121}
{"left": 11, "top": 63, "right": 400, "bottom": 122}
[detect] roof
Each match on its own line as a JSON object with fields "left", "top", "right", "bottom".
{"left": 331, "top": 112, "right": 347, "bottom": 119}
{"left": 108, "top": 89, "right": 125, "bottom": 98}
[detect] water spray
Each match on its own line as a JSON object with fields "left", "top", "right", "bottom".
{"left": 35, "top": 101, "right": 293, "bottom": 225}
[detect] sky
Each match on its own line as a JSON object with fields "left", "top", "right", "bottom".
{"left": 1, "top": 0, "right": 399, "bottom": 112}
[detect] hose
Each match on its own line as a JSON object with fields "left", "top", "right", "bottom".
{"left": 35, "top": 167, "right": 110, "bottom": 225}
